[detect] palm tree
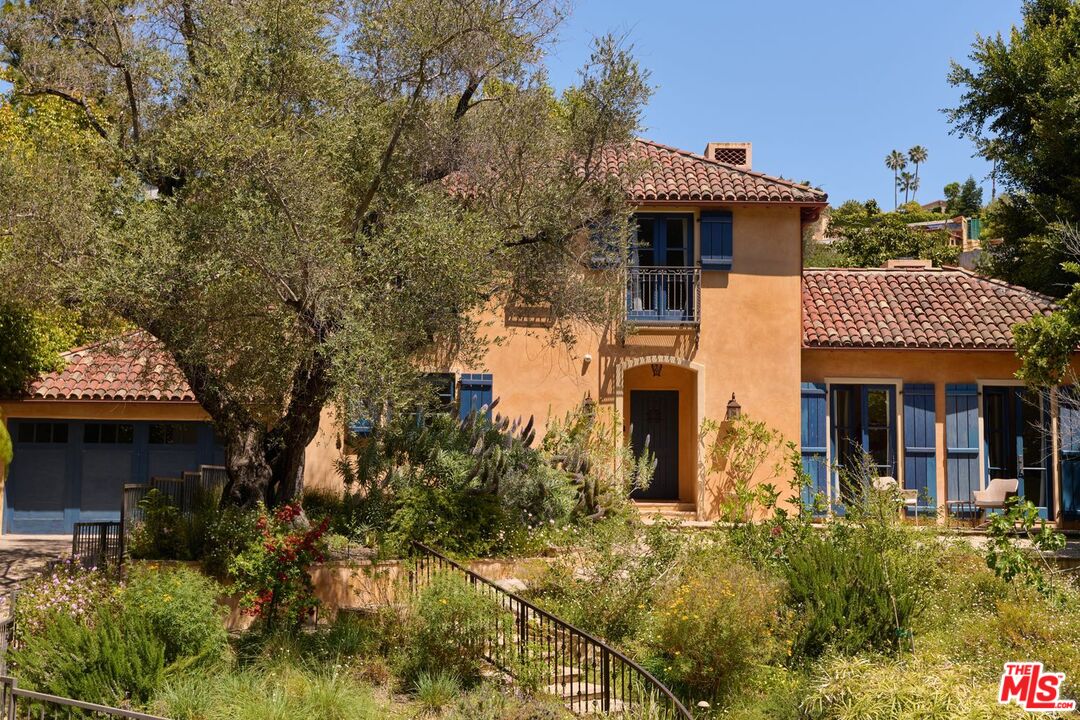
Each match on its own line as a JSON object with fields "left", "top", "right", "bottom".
{"left": 907, "top": 146, "right": 928, "bottom": 202}
{"left": 900, "top": 171, "right": 918, "bottom": 204}
{"left": 885, "top": 150, "right": 907, "bottom": 209}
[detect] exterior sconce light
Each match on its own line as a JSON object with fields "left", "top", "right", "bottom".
{"left": 726, "top": 393, "right": 741, "bottom": 421}
{"left": 582, "top": 392, "right": 596, "bottom": 419}
{"left": 650, "top": 363, "right": 663, "bottom": 377}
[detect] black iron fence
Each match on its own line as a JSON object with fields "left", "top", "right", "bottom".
{"left": 71, "top": 522, "right": 123, "bottom": 572}
{"left": 0, "top": 595, "right": 12, "bottom": 676}
{"left": 409, "top": 542, "right": 693, "bottom": 719}
{"left": 0, "top": 676, "right": 168, "bottom": 719}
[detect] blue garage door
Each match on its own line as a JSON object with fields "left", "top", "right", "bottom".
{"left": 4, "top": 419, "right": 225, "bottom": 534}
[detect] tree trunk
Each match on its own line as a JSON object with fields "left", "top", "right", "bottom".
{"left": 265, "top": 353, "right": 333, "bottom": 506}
{"left": 147, "top": 323, "right": 333, "bottom": 510}
{"left": 223, "top": 423, "right": 275, "bottom": 508}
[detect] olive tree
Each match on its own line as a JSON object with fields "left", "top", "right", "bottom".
{"left": 0, "top": 0, "right": 650, "bottom": 506}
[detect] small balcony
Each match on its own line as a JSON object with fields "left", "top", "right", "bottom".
{"left": 626, "top": 266, "right": 701, "bottom": 326}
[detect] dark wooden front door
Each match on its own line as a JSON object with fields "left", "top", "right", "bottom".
{"left": 630, "top": 390, "right": 679, "bottom": 500}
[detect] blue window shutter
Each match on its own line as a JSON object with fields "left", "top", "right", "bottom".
{"left": 800, "top": 382, "right": 828, "bottom": 511}
{"left": 903, "top": 384, "right": 936, "bottom": 512}
{"left": 945, "top": 384, "right": 980, "bottom": 504}
{"left": 700, "top": 211, "right": 733, "bottom": 270}
{"left": 459, "top": 374, "right": 494, "bottom": 421}
{"left": 347, "top": 418, "right": 373, "bottom": 437}
{"left": 1060, "top": 386, "right": 1080, "bottom": 520}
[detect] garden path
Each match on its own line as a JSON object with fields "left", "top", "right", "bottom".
{"left": 0, "top": 535, "right": 69, "bottom": 593}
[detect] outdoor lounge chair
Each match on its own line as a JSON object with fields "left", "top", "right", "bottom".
{"left": 972, "top": 478, "right": 1019, "bottom": 522}
{"left": 873, "top": 476, "right": 920, "bottom": 518}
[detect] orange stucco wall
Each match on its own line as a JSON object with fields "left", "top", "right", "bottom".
{"left": 305, "top": 204, "right": 805, "bottom": 520}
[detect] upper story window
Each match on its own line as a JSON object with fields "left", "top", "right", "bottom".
{"left": 15, "top": 421, "right": 68, "bottom": 444}
{"left": 633, "top": 214, "right": 692, "bottom": 268}
{"left": 627, "top": 214, "right": 700, "bottom": 325}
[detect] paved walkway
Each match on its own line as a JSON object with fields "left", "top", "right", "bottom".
{"left": 0, "top": 535, "right": 69, "bottom": 593}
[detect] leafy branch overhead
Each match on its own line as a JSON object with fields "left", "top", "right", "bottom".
{"left": 0, "top": 0, "right": 652, "bottom": 506}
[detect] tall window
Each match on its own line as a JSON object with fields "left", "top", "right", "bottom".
{"left": 984, "top": 386, "right": 1049, "bottom": 513}
{"left": 632, "top": 215, "right": 691, "bottom": 267}
{"left": 831, "top": 384, "right": 897, "bottom": 503}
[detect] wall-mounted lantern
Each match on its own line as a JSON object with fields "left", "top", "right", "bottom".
{"left": 582, "top": 391, "right": 596, "bottom": 420}
{"left": 726, "top": 393, "right": 742, "bottom": 421}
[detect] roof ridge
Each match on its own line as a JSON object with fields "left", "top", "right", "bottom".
{"left": 634, "top": 138, "right": 827, "bottom": 201}
{"left": 57, "top": 329, "right": 146, "bottom": 359}
{"left": 948, "top": 265, "right": 1061, "bottom": 304}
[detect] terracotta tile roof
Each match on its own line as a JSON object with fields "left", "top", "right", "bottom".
{"left": 602, "top": 139, "right": 828, "bottom": 204}
{"left": 802, "top": 267, "right": 1057, "bottom": 350}
{"left": 28, "top": 332, "right": 196, "bottom": 401}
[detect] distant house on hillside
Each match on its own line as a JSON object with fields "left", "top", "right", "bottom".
{"left": 907, "top": 216, "right": 982, "bottom": 254}
{"left": 921, "top": 199, "right": 949, "bottom": 214}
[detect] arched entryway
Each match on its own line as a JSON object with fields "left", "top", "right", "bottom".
{"left": 616, "top": 358, "right": 703, "bottom": 506}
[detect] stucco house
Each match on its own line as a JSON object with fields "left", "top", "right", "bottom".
{"left": 2, "top": 138, "right": 1078, "bottom": 533}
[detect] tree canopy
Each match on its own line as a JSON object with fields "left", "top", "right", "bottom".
{"left": 943, "top": 177, "right": 984, "bottom": 217}
{"left": 0, "top": 0, "right": 651, "bottom": 506}
{"left": 804, "top": 200, "right": 960, "bottom": 269}
{"left": 947, "top": 0, "right": 1080, "bottom": 295}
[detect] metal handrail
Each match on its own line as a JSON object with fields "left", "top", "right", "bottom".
{"left": 0, "top": 676, "right": 169, "bottom": 719}
{"left": 626, "top": 266, "right": 701, "bottom": 325}
{"left": 409, "top": 542, "right": 693, "bottom": 719}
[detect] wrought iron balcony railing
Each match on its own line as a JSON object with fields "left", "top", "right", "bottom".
{"left": 626, "top": 266, "right": 701, "bottom": 325}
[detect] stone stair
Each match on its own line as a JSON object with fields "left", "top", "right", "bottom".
{"left": 635, "top": 501, "right": 698, "bottom": 522}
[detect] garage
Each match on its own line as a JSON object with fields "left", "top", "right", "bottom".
{"left": 4, "top": 419, "right": 224, "bottom": 534}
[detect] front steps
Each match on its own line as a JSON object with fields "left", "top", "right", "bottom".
{"left": 635, "top": 501, "right": 697, "bottom": 523}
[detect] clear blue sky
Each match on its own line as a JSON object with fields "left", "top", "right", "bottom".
{"left": 545, "top": 0, "right": 1023, "bottom": 208}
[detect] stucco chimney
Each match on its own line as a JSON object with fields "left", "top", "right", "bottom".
{"left": 703, "top": 142, "right": 752, "bottom": 170}
{"left": 883, "top": 258, "right": 933, "bottom": 270}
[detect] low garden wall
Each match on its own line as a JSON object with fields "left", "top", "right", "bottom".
{"left": 148, "top": 555, "right": 556, "bottom": 631}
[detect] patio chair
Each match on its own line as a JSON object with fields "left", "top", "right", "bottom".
{"left": 972, "top": 478, "right": 1018, "bottom": 524}
{"left": 873, "top": 476, "right": 920, "bottom": 519}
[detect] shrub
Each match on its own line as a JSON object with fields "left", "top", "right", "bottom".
{"left": 801, "top": 653, "right": 1029, "bottom": 720}
{"left": 445, "top": 683, "right": 570, "bottom": 720}
{"left": 122, "top": 565, "right": 227, "bottom": 666}
{"left": 230, "top": 503, "right": 330, "bottom": 631}
{"left": 11, "top": 607, "right": 166, "bottom": 706}
{"left": 12, "top": 560, "right": 116, "bottom": 641}
{"left": 414, "top": 670, "right": 460, "bottom": 712}
{"left": 127, "top": 488, "right": 261, "bottom": 575}
{"left": 529, "top": 520, "right": 686, "bottom": 643}
{"left": 645, "top": 548, "right": 788, "bottom": 704}
{"left": 400, "top": 571, "right": 509, "bottom": 684}
{"left": 154, "top": 662, "right": 381, "bottom": 720}
{"left": 200, "top": 504, "right": 262, "bottom": 577}
{"left": 784, "top": 526, "right": 926, "bottom": 662}
{"left": 542, "top": 406, "right": 653, "bottom": 522}
{"left": 338, "top": 409, "right": 580, "bottom": 557}
{"left": 127, "top": 489, "right": 188, "bottom": 560}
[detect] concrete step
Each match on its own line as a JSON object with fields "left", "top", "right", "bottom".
{"left": 548, "top": 681, "right": 606, "bottom": 702}
{"left": 636, "top": 502, "right": 697, "bottom": 522}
